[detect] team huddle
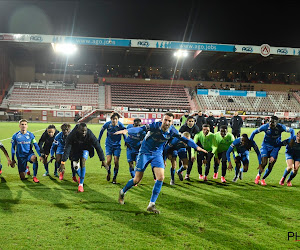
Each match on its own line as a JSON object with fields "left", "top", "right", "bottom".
{"left": 0, "top": 112, "right": 299, "bottom": 214}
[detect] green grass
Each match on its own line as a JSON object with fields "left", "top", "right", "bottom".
{"left": 0, "top": 122, "right": 299, "bottom": 249}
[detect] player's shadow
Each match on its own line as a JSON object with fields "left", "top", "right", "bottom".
{"left": 0, "top": 176, "right": 22, "bottom": 212}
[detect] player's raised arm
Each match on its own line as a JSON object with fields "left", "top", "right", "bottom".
{"left": 174, "top": 131, "right": 207, "bottom": 153}
{"left": 250, "top": 124, "right": 268, "bottom": 141}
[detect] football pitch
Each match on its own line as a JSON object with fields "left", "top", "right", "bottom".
{"left": 0, "top": 122, "right": 299, "bottom": 249}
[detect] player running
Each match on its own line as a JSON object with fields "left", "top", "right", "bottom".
{"left": 250, "top": 116, "right": 294, "bottom": 186}
{"left": 212, "top": 125, "right": 235, "bottom": 183}
{"left": 191, "top": 124, "right": 215, "bottom": 181}
{"left": 116, "top": 112, "right": 207, "bottom": 214}
{"left": 49, "top": 123, "right": 74, "bottom": 181}
{"left": 10, "top": 119, "right": 42, "bottom": 182}
{"left": 226, "top": 134, "right": 262, "bottom": 182}
{"left": 164, "top": 131, "right": 191, "bottom": 185}
{"left": 59, "top": 123, "right": 108, "bottom": 192}
{"left": 98, "top": 112, "right": 127, "bottom": 184}
{"left": 279, "top": 131, "right": 300, "bottom": 186}
{"left": 125, "top": 118, "right": 146, "bottom": 178}
{"left": 0, "top": 141, "right": 13, "bottom": 174}
{"left": 38, "top": 125, "right": 59, "bottom": 177}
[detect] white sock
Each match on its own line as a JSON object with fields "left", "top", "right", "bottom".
{"left": 149, "top": 201, "right": 155, "bottom": 207}
{"left": 79, "top": 183, "right": 83, "bottom": 187}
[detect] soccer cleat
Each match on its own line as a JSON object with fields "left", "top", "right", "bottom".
{"left": 279, "top": 177, "right": 285, "bottom": 186}
{"left": 254, "top": 175, "right": 260, "bottom": 184}
{"left": 170, "top": 180, "right": 175, "bottom": 185}
{"left": 72, "top": 176, "right": 78, "bottom": 183}
{"left": 78, "top": 185, "right": 84, "bottom": 192}
{"left": 213, "top": 172, "right": 218, "bottom": 179}
{"left": 177, "top": 171, "right": 183, "bottom": 181}
{"left": 59, "top": 172, "right": 64, "bottom": 180}
{"left": 184, "top": 174, "right": 190, "bottom": 181}
{"left": 106, "top": 172, "right": 111, "bottom": 181}
{"left": 203, "top": 176, "right": 208, "bottom": 182}
{"left": 33, "top": 177, "right": 39, "bottom": 183}
{"left": 118, "top": 190, "right": 125, "bottom": 205}
{"left": 287, "top": 181, "right": 292, "bottom": 187}
{"left": 261, "top": 179, "right": 267, "bottom": 186}
{"left": 54, "top": 172, "right": 59, "bottom": 177}
{"left": 43, "top": 171, "right": 49, "bottom": 177}
{"left": 112, "top": 178, "right": 117, "bottom": 184}
{"left": 147, "top": 204, "right": 160, "bottom": 214}
{"left": 26, "top": 166, "right": 31, "bottom": 176}
{"left": 232, "top": 176, "right": 238, "bottom": 182}
{"left": 221, "top": 176, "right": 226, "bottom": 183}
{"left": 199, "top": 174, "right": 204, "bottom": 180}
{"left": 0, "top": 169, "right": 2, "bottom": 175}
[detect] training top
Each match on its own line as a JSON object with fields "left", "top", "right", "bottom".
{"left": 250, "top": 123, "right": 294, "bottom": 147}
{"left": 212, "top": 132, "right": 235, "bottom": 156}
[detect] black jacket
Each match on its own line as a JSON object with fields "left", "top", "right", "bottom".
{"left": 62, "top": 124, "right": 105, "bottom": 162}
{"left": 38, "top": 129, "right": 59, "bottom": 154}
{"left": 196, "top": 115, "right": 206, "bottom": 130}
{"left": 179, "top": 124, "right": 200, "bottom": 139}
{"left": 230, "top": 115, "right": 243, "bottom": 131}
{"left": 206, "top": 116, "right": 216, "bottom": 129}
{"left": 217, "top": 117, "right": 228, "bottom": 130}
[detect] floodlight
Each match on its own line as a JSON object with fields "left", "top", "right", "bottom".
{"left": 52, "top": 43, "right": 78, "bottom": 55}
{"left": 174, "top": 50, "right": 188, "bottom": 58}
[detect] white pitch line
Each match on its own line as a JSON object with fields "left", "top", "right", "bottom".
{"left": 0, "top": 129, "right": 46, "bottom": 141}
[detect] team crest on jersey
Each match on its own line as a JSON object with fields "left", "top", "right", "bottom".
{"left": 26, "top": 136, "right": 30, "bottom": 139}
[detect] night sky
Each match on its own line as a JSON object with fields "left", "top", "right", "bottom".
{"left": 0, "top": 0, "right": 299, "bottom": 47}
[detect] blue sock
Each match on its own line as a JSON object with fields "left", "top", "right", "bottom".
{"left": 287, "top": 171, "right": 296, "bottom": 182}
{"left": 129, "top": 167, "right": 135, "bottom": 178}
{"left": 262, "top": 167, "right": 272, "bottom": 179}
{"left": 108, "top": 165, "right": 111, "bottom": 174}
{"left": 150, "top": 180, "right": 163, "bottom": 203}
{"left": 77, "top": 167, "right": 86, "bottom": 184}
{"left": 178, "top": 166, "right": 185, "bottom": 173}
{"left": 33, "top": 162, "right": 38, "bottom": 176}
{"left": 258, "top": 169, "right": 262, "bottom": 176}
{"left": 122, "top": 178, "right": 135, "bottom": 193}
{"left": 240, "top": 167, "right": 244, "bottom": 173}
{"left": 282, "top": 168, "right": 290, "bottom": 179}
{"left": 113, "top": 167, "right": 119, "bottom": 179}
{"left": 44, "top": 163, "right": 49, "bottom": 172}
{"left": 170, "top": 168, "right": 175, "bottom": 181}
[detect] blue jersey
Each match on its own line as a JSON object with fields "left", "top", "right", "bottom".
{"left": 125, "top": 125, "right": 146, "bottom": 151}
{"left": 98, "top": 121, "right": 127, "bottom": 146}
{"left": 50, "top": 132, "right": 67, "bottom": 156}
{"left": 11, "top": 131, "right": 41, "bottom": 159}
{"left": 127, "top": 121, "right": 199, "bottom": 155}
{"left": 250, "top": 123, "right": 294, "bottom": 147}
{"left": 226, "top": 137, "right": 261, "bottom": 164}
{"left": 165, "top": 137, "right": 187, "bottom": 152}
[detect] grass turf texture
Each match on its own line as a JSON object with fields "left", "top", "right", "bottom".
{"left": 0, "top": 122, "right": 299, "bottom": 249}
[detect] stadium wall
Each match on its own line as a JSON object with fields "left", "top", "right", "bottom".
{"left": 35, "top": 73, "right": 94, "bottom": 84}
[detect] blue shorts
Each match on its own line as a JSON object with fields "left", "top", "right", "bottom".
{"left": 234, "top": 152, "right": 249, "bottom": 166}
{"left": 17, "top": 153, "right": 35, "bottom": 173}
{"left": 71, "top": 150, "right": 89, "bottom": 161}
{"left": 56, "top": 145, "right": 64, "bottom": 155}
{"left": 285, "top": 153, "right": 300, "bottom": 162}
{"left": 135, "top": 153, "right": 165, "bottom": 172}
{"left": 127, "top": 148, "right": 139, "bottom": 163}
{"left": 260, "top": 145, "right": 280, "bottom": 159}
{"left": 105, "top": 144, "right": 121, "bottom": 157}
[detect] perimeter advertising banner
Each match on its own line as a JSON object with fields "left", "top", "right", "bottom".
{"left": 197, "top": 89, "right": 267, "bottom": 97}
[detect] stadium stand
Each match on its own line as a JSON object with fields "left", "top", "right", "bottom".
{"left": 109, "top": 82, "right": 191, "bottom": 110}
{"left": 6, "top": 82, "right": 99, "bottom": 108}
{"left": 196, "top": 91, "right": 300, "bottom": 112}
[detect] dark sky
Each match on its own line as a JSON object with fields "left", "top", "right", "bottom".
{"left": 0, "top": 0, "right": 299, "bottom": 47}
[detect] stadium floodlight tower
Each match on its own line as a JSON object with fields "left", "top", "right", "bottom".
{"left": 174, "top": 49, "right": 188, "bottom": 58}
{"left": 51, "top": 43, "right": 78, "bottom": 55}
